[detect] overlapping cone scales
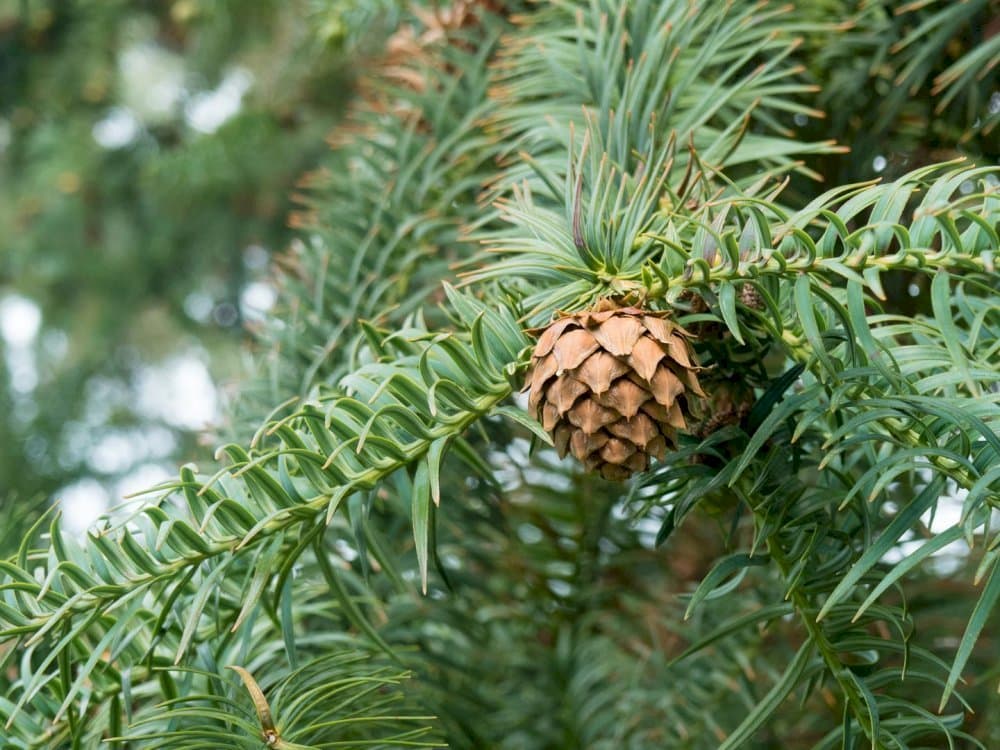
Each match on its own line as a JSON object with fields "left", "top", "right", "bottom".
{"left": 696, "top": 378, "right": 755, "bottom": 438}
{"left": 524, "top": 306, "right": 705, "bottom": 481}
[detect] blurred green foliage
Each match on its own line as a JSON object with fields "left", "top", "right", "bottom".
{"left": 0, "top": 0, "right": 373, "bottom": 538}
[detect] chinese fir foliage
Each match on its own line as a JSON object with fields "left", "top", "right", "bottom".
{"left": 2, "top": 1, "right": 1000, "bottom": 748}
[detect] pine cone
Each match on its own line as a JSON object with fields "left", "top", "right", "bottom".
{"left": 525, "top": 304, "right": 705, "bottom": 481}
{"left": 676, "top": 288, "right": 721, "bottom": 339}
{"left": 677, "top": 288, "right": 709, "bottom": 314}
{"left": 738, "top": 283, "right": 764, "bottom": 310}
{"left": 695, "top": 378, "right": 755, "bottom": 438}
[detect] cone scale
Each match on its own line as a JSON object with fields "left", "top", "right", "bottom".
{"left": 524, "top": 304, "right": 705, "bottom": 480}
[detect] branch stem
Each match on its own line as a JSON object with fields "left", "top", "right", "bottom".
{"left": 764, "top": 535, "right": 880, "bottom": 746}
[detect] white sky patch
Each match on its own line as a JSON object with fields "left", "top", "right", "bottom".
{"left": 517, "top": 523, "right": 544, "bottom": 544}
{"left": 547, "top": 579, "right": 573, "bottom": 597}
{"left": 92, "top": 107, "right": 141, "bottom": 149}
{"left": 185, "top": 67, "right": 253, "bottom": 134}
{"left": 240, "top": 281, "right": 277, "bottom": 322}
{"left": 633, "top": 513, "right": 664, "bottom": 549}
{"left": 7, "top": 350, "right": 37, "bottom": 393}
{"left": 1, "top": 294, "right": 41, "bottom": 394}
{"left": 243, "top": 245, "right": 269, "bottom": 270}
{"left": 88, "top": 426, "right": 178, "bottom": 475}
{"left": 0, "top": 294, "right": 42, "bottom": 347}
{"left": 183, "top": 290, "right": 215, "bottom": 323}
{"left": 143, "top": 424, "right": 177, "bottom": 456}
{"left": 882, "top": 486, "right": 970, "bottom": 575}
{"left": 333, "top": 539, "right": 359, "bottom": 562}
{"left": 58, "top": 479, "right": 110, "bottom": 535}
{"left": 120, "top": 43, "right": 185, "bottom": 124}
{"left": 137, "top": 351, "right": 219, "bottom": 430}
{"left": 115, "top": 463, "right": 173, "bottom": 502}
{"left": 89, "top": 432, "right": 139, "bottom": 475}
{"left": 923, "top": 486, "right": 966, "bottom": 533}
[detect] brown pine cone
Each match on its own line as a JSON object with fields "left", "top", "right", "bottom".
{"left": 524, "top": 304, "right": 705, "bottom": 481}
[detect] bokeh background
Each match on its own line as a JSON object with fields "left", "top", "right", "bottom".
{"left": 0, "top": 0, "right": 378, "bottom": 537}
